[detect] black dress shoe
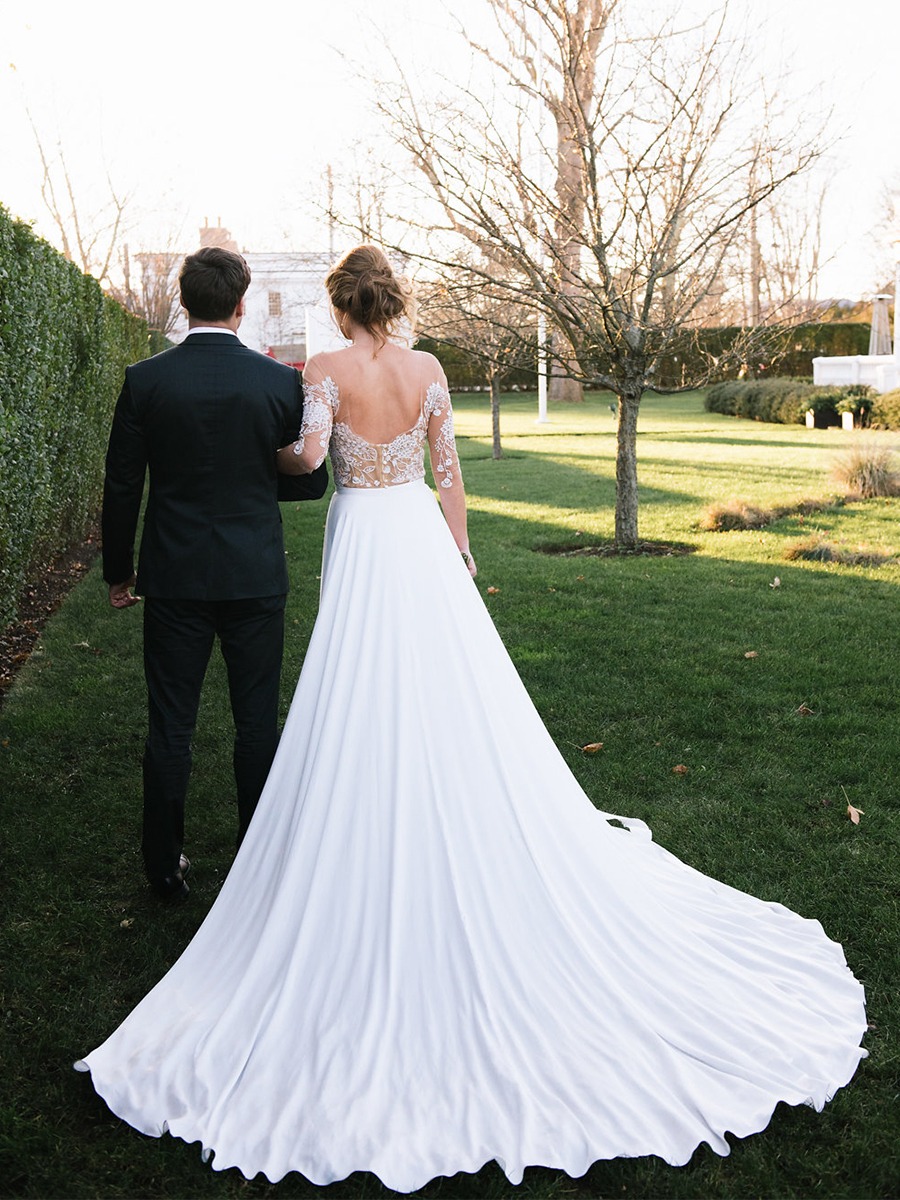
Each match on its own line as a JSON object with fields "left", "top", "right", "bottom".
{"left": 150, "top": 874, "right": 190, "bottom": 902}
{"left": 150, "top": 855, "right": 191, "bottom": 902}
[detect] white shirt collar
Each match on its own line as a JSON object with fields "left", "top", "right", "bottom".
{"left": 184, "top": 326, "right": 239, "bottom": 338}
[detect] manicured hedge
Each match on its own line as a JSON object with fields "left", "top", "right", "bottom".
{"left": 420, "top": 323, "right": 872, "bottom": 393}
{"left": 415, "top": 335, "right": 538, "bottom": 391}
{"left": 0, "top": 207, "right": 147, "bottom": 626}
{"left": 763, "top": 321, "right": 871, "bottom": 379}
{"left": 704, "top": 379, "right": 850, "bottom": 426}
{"left": 652, "top": 323, "right": 871, "bottom": 388}
{"left": 705, "top": 377, "right": 900, "bottom": 430}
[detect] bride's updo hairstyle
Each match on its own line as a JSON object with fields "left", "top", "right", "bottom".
{"left": 326, "top": 245, "right": 414, "bottom": 349}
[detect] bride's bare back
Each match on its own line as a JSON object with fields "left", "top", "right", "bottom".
{"left": 313, "top": 342, "right": 439, "bottom": 445}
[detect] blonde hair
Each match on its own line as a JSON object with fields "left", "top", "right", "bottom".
{"left": 326, "top": 245, "right": 414, "bottom": 348}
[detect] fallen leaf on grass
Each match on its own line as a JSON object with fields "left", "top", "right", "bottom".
{"left": 796, "top": 703, "right": 814, "bottom": 716}
{"left": 672, "top": 764, "right": 689, "bottom": 775}
{"left": 486, "top": 586, "right": 500, "bottom": 595}
{"left": 841, "top": 784, "right": 864, "bottom": 825}
{"left": 581, "top": 742, "right": 604, "bottom": 754}
{"left": 743, "top": 650, "right": 759, "bottom": 659}
{"left": 119, "top": 918, "right": 134, "bottom": 929}
{"left": 770, "top": 576, "right": 781, "bottom": 588}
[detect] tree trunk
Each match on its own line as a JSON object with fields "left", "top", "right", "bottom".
{"left": 614, "top": 389, "right": 641, "bottom": 549}
{"left": 548, "top": 362, "right": 584, "bottom": 403}
{"left": 490, "top": 376, "right": 503, "bottom": 459}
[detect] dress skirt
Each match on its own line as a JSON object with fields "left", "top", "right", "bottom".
{"left": 76, "top": 479, "right": 867, "bottom": 1192}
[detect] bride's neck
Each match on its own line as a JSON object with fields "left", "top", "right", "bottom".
{"left": 348, "top": 325, "right": 390, "bottom": 359}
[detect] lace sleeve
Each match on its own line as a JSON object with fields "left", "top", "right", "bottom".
{"left": 293, "top": 364, "right": 338, "bottom": 472}
{"left": 424, "top": 380, "right": 461, "bottom": 490}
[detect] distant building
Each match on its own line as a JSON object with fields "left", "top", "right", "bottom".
{"left": 170, "top": 220, "right": 345, "bottom": 362}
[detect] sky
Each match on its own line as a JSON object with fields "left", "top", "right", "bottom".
{"left": 2, "top": 0, "right": 899, "bottom": 299}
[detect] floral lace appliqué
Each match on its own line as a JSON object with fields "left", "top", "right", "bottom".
{"left": 424, "top": 382, "right": 457, "bottom": 489}
{"left": 294, "top": 378, "right": 339, "bottom": 470}
{"left": 328, "top": 416, "right": 431, "bottom": 488}
{"left": 309, "top": 377, "right": 460, "bottom": 491}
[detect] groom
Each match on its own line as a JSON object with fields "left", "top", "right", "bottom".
{"left": 102, "top": 246, "right": 328, "bottom": 901}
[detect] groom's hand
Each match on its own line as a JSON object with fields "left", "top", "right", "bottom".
{"left": 109, "top": 576, "right": 140, "bottom": 609}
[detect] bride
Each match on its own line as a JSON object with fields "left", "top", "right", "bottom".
{"left": 76, "top": 245, "right": 866, "bottom": 1193}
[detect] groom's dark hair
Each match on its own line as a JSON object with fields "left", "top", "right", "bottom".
{"left": 179, "top": 247, "right": 252, "bottom": 321}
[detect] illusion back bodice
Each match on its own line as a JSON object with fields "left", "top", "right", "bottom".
{"left": 293, "top": 360, "right": 461, "bottom": 492}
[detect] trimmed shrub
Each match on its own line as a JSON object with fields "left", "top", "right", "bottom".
{"left": 0, "top": 207, "right": 148, "bottom": 626}
{"left": 705, "top": 378, "right": 848, "bottom": 426}
{"left": 868, "top": 388, "right": 900, "bottom": 430}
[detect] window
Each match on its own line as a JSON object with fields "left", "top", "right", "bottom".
{"left": 268, "top": 291, "right": 282, "bottom": 317}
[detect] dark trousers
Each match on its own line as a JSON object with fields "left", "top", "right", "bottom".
{"left": 141, "top": 594, "right": 286, "bottom": 882}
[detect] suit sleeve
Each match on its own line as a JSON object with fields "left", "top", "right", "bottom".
{"left": 277, "top": 368, "right": 329, "bottom": 502}
{"left": 101, "top": 371, "right": 147, "bottom": 584}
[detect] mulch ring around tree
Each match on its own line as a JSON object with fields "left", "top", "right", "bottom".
{"left": 536, "top": 540, "right": 697, "bottom": 558}
{"left": 0, "top": 520, "right": 101, "bottom": 707}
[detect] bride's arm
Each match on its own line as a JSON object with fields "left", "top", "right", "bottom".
{"left": 426, "top": 377, "right": 476, "bottom": 577}
{"left": 277, "top": 358, "right": 334, "bottom": 476}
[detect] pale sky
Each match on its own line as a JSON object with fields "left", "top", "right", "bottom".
{"left": 2, "top": 0, "right": 899, "bottom": 298}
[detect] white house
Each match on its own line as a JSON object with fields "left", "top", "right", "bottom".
{"left": 171, "top": 221, "right": 347, "bottom": 362}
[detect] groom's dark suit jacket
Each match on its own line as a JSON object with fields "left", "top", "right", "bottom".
{"left": 102, "top": 332, "right": 328, "bottom": 599}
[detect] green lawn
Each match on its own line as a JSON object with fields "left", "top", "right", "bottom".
{"left": 1, "top": 389, "right": 898, "bottom": 1199}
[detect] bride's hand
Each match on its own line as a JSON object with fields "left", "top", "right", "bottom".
{"left": 461, "top": 550, "right": 477, "bottom": 578}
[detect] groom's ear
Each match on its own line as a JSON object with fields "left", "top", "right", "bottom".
{"left": 235, "top": 296, "right": 246, "bottom": 321}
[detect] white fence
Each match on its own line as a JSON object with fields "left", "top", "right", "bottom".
{"left": 812, "top": 354, "right": 899, "bottom": 393}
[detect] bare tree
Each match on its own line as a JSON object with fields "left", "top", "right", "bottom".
{"left": 469, "top": 0, "right": 618, "bottom": 403}
{"left": 372, "top": 0, "right": 825, "bottom": 548}
{"left": 872, "top": 171, "right": 900, "bottom": 293}
{"left": 27, "top": 110, "right": 130, "bottom": 287}
{"left": 740, "top": 175, "right": 828, "bottom": 324}
{"left": 110, "top": 245, "right": 182, "bottom": 340}
{"left": 420, "top": 257, "right": 537, "bottom": 459}
{"left": 26, "top": 111, "right": 189, "bottom": 338}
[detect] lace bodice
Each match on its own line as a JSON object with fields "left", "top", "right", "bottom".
{"left": 293, "top": 373, "right": 461, "bottom": 491}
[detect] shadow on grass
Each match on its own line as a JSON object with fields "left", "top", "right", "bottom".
{"left": 645, "top": 432, "right": 839, "bottom": 449}
{"left": 458, "top": 441, "right": 711, "bottom": 515}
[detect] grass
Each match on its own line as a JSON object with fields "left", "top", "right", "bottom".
{"left": 1, "top": 389, "right": 899, "bottom": 1199}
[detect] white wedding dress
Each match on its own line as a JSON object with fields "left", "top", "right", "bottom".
{"left": 76, "top": 360, "right": 867, "bottom": 1193}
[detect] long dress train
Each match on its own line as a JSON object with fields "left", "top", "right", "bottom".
{"left": 76, "top": 368, "right": 866, "bottom": 1193}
